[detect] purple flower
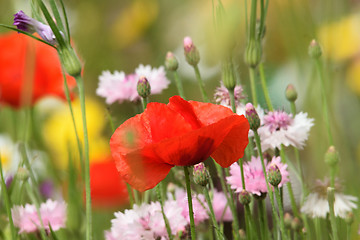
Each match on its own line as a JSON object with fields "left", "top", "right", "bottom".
{"left": 13, "top": 11, "right": 57, "bottom": 45}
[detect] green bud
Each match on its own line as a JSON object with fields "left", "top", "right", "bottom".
{"left": 291, "top": 217, "right": 302, "bottom": 232}
{"left": 184, "top": 37, "right": 200, "bottom": 66}
{"left": 58, "top": 45, "right": 82, "bottom": 77}
{"left": 285, "top": 84, "right": 298, "bottom": 102}
{"left": 222, "top": 60, "right": 236, "bottom": 90}
{"left": 345, "top": 212, "right": 354, "bottom": 225}
{"left": 137, "top": 76, "right": 151, "bottom": 98}
{"left": 244, "top": 39, "right": 262, "bottom": 68}
{"left": 267, "top": 164, "right": 282, "bottom": 187}
{"left": 17, "top": 167, "right": 29, "bottom": 181}
{"left": 245, "top": 103, "right": 260, "bottom": 131}
{"left": 284, "top": 212, "right": 293, "bottom": 229}
{"left": 165, "top": 52, "right": 179, "bottom": 71}
{"left": 238, "top": 190, "right": 252, "bottom": 205}
{"left": 308, "top": 39, "right": 322, "bottom": 59}
{"left": 325, "top": 146, "right": 339, "bottom": 167}
{"left": 193, "top": 163, "right": 209, "bottom": 187}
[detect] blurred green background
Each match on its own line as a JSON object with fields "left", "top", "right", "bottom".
{"left": 1, "top": 0, "right": 360, "bottom": 238}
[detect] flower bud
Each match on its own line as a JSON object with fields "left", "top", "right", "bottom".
{"left": 308, "top": 39, "right": 322, "bottom": 59}
{"left": 291, "top": 217, "right": 302, "bottom": 232}
{"left": 325, "top": 146, "right": 339, "bottom": 167}
{"left": 165, "top": 52, "right": 179, "bottom": 71}
{"left": 167, "top": 182, "right": 176, "bottom": 195}
{"left": 222, "top": 60, "right": 236, "bottom": 91}
{"left": 239, "top": 229, "right": 246, "bottom": 240}
{"left": 256, "top": 19, "right": 266, "bottom": 40}
{"left": 244, "top": 39, "right": 262, "bottom": 68}
{"left": 284, "top": 212, "right": 293, "bottom": 229}
{"left": 245, "top": 103, "right": 260, "bottom": 131}
{"left": 137, "top": 76, "right": 151, "bottom": 98}
{"left": 238, "top": 190, "right": 252, "bottom": 205}
{"left": 58, "top": 45, "right": 82, "bottom": 77}
{"left": 345, "top": 212, "right": 354, "bottom": 225}
{"left": 193, "top": 163, "right": 209, "bottom": 187}
{"left": 267, "top": 164, "right": 282, "bottom": 187}
{"left": 184, "top": 36, "right": 200, "bottom": 66}
{"left": 285, "top": 84, "right": 298, "bottom": 102}
{"left": 17, "top": 167, "right": 29, "bottom": 181}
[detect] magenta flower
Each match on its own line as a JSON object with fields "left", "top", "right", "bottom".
{"left": 11, "top": 199, "right": 67, "bottom": 233}
{"left": 227, "top": 156, "right": 289, "bottom": 196}
{"left": 97, "top": 64, "right": 170, "bottom": 104}
{"left": 13, "top": 11, "right": 57, "bottom": 45}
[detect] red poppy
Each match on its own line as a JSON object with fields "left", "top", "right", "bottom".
{"left": 110, "top": 96, "right": 250, "bottom": 192}
{"left": 0, "top": 32, "right": 76, "bottom": 108}
{"left": 90, "top": 157, "right": 128, "bottom": 208}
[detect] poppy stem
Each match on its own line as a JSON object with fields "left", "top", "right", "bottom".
{"left": 184, "top": 166, "right": 196, "bottom": 240}
{"left": 75, "top": 75, "right": 93, "bottom": 240}
{"left": 249, "top": 68, "right": 258, "bottom": 106}
{"left": 259, "top": 63, "right": 274, "bottom": 111}
{"left": 203, "top": 188, "right": 222, "bottom": 240}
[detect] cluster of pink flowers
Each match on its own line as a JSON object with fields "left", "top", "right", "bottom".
{"left": 96, "top": 64, "right": 170, "bottom": 104}
{"left": 227, "top": 156, "right": 289, "bottom": 196}
{"left": 11, "top": 199, "right": 67, "bottom": 233}
{"left": 105, "top": 188, "right": 231, "bottom": 239}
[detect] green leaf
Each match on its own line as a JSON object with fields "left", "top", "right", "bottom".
{"left": 58, "top": 0, "right": 71, "bottom": 43}
{"left": 49, "top": 0, "right": 66, "bottom": 39}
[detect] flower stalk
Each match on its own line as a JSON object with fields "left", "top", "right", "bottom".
{"left": 184, "top": 166, "right": 196, "bottom": 240}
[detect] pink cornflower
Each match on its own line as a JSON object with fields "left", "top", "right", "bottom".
{"left": 97, "top": 64, "right": 169, "bottom": 104}
{"left": 174, "top": 188, "right": 209, "bottom": 225}
{"left": 227, "top": 156, "right": 289, "bottom": 196}
{"left": 105, "top": 201, "right": 187, "bottom": 240}
{"left": 212, "top": 190, "right": 232, "bottom": 222}
{"left": 214, "top": 84, "right": 246, "bottom": 108}
{"left": 258, "top": 110, "right": 314, "bottom": 151}
{"left": 11, "top": 199, "right": 67, "bottom": 233}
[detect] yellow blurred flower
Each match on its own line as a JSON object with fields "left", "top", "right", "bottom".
{"left": 111, "top": 0, "right": 158, "bottom": 49}
{"left": 318, "top": 14, "right": 360, "bottom": 61}
{"left": 43, "top": 98, "right": 110, "bottom": 169}
{"left": 346, "top": 58, "right": 360, "bottom": 95}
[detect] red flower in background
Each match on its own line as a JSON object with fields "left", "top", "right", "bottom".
{"left": 110, "top": 96, "right": 250, "bottom": 192}
{"left": 90, "top": 158, "right": 128, "bottom": 208}
{"left": 0, "top": 32, "right": 76, "bottom": 108}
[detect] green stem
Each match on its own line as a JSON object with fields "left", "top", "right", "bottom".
{"left": 62, "top": 69, "right": 84, "bottom": 178}
{"left": 156, "top": 183, "right": 173, "bottom": 240}
{"left": 0, "top": 159, "right": 16, "bottom": 240}
{"left": 258, "top": 199, "right": 269, "bottom": 240}
{"left": 105, "top": 108, "right": 115, "bottom": 133}
{"left": 126, "top": 184, "right": 134, "bottom": 206}
{"left": 315, "top": 218, "right": 322, "bottom": 240}
{"left": 249, "top": 68, "right": 258, "bottom": 106}
{"left": 228, "top": 88, "right": 237, "bottom": 113}
{"left": 280, "top": 146, "right": 300, "bottom": 217}
{"left": 173, "top": 71, "right": 185, "bottom": 99}
{"left": 244, "top": 205, "right": 252, "bottom": 240}
{"left": 75, "top": 75, "right": 92, "bottom": 240}
{"left": 194, "top": 65, "right": 209, "bottom": 102}
{"left": 184, "top": 166, "right": 196, "bottom": 240}
{"left": 203, "top": 188, "right": 222, "bottom": 240}
{"left": 253, "top": 132, "right": 280, "bottom": 230}
{"left": 141, "top": 97, "right": 148, "bottom": 111}
{"left": 259, "top": 63, "right": 273, "bottom": 111}
{"left": 214, "top": 164, "right": 240, "bottom": 240}
{"left": 274, "top": 187, "right": 288, "bottom": 240}
{"left": 315, "top": 59, "right": 333, "bottom": 145}
{"left": 239, "top": 158, "right": 246, "bottom": 190}
{"left": 249, "top": 0, "right": 258, "bottom": 40}
{"left": 346, "top": 223, "right": 351, "bottom": 240}
{"left": 327, "top": 187, "right": 339, "bottom": 240}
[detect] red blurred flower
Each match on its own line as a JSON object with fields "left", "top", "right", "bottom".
{"left": 90, "top": 158, "right": 128, "bottom": 208}
{"left": 110, "top": 96, "right": 250, "bottom": 192}
{"left": 0, "top": 32, "right": 76, "bottom": 108}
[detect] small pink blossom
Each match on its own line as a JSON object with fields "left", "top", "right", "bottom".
{"left": 11, "top": 199, "right": 67, "bottom": 233}
{"left": 97, "top": 64, "right": 169, "bottom": 104}
{"left": 227, "top": 156, "right": 289, "bottom": 196}
{"left": 212, "top": 190, "right": 232, "bottom": 222}
{"left": 214, "top": 84, "right": 245, "bottom": 108}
